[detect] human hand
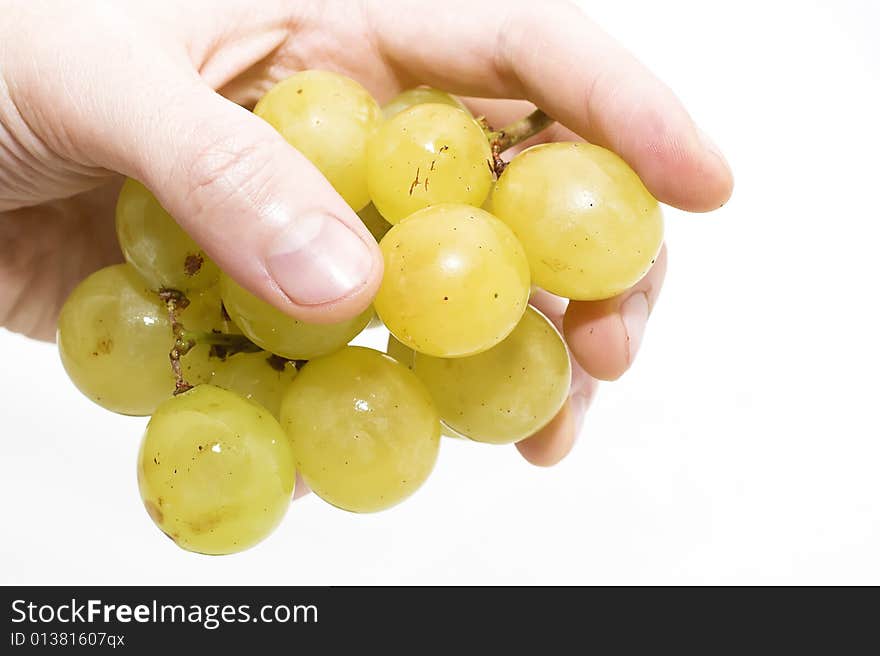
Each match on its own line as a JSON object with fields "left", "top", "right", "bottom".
{"left": 0, "top": 0, "right": 732, "bottom": 466}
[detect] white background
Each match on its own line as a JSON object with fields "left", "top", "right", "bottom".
{"left": 1, "top": 0, "right": 878, "bottom": 585}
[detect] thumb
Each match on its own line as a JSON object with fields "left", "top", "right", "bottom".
{"left": 108, "top": 78, "right": 382, "bottom": 323}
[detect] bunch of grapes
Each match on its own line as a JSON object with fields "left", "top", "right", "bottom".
{"left": 56, "top": 71, "right": 663, "bottom": 555}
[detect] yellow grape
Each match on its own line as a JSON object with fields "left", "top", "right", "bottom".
{"left": 220, "top": 273, "right": 373, "bottom": 360}
{"left": 182, "top": 284, "right": 237, "bottom": 333}
{"left": 357, "top": 202, "right": 392, "bottom": 242}
{"left": 279, "top": 347, "right": 440, "bottom": 513}
{"left": 254, "top": 70, "right": 381, "bottom": 211}
{"left": 56, "top": 268, "right": 235, "bottom": 413}
{"left": 116, "top": 178, "right": 219, "bottom": 291}
{"left": 383, "top": 335, "right": 464, "bottom": 441}
{"left": 385, "top": 333, "right": 414, "bottom": 369}
{"left": 413, "top": 306, "right": 570, "bottom": 444}
{"left": 382, "top": 87, "right": 469, "bottom": 119}
{"left": 492, "top": 142, "right": 664, "bottom": 300}
{"left": 366, "top": 104, "right": 493, "bottom": 223}
{"left": 172, "top": 285, "right": 244, "bottom": 387}
{"left": 209, "top": 352, "right": 298, "bottom": 419}
{"left": 138, "top": 385, "right": 296, "bottom": 555}
{"left": 374, "top": 204, "right": 530, "bottom": 358}
{"left": 57, "top": 264, "right": 175, "bottom": 415}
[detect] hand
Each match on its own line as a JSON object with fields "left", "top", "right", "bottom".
{"left": 0, "top": 0, "right": 732, "bottom": 467}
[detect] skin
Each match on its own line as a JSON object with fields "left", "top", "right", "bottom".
{"left": 0, "top": 0, "right": 733, "bottom": 471}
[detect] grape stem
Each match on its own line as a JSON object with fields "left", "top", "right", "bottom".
{"left": 179, "top": 330, "right": 263, "bottom": 354}
{"left": 486, "top": 108, "right": 554, "bottom": 175}
{"left": 159, "top": 289, "right": 194, "bottom": 395}
{"left": 159, "top": 289, "right": 268, "bottom": 394}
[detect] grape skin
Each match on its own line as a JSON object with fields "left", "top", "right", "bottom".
{"left": 116, "top": 178, "right": 219, "bottom": 292}
{"left": 382, "top": 87, "right": 469, "bottom": 119}
{"left": 254, "top": 70, "right": 381, "bottom": 211}
{"left": 385, "top": 332, "right": 414, "bottom": 369}
{"left": 279, "top": 347, "right": 440, "bottom": 513}
{"left": 492, "top": 142, "right": 664, "bottom": 300}
{"left": 413, "top": 306, "right": 571, "bottom": 444}
{"left": 366, "top": 104, "right": 493, "bottom": 223}
{"left": 220, "top": 273, "right": 373, "bottom": 360}
{"left": 374, "top": 204, "right": 531, "bottom": 358}
{"left": 208, "top": 352, "right": 298, "bottom": 419}
{"left": 57, "top": 264, "right": 177, "bottom": 415}
{"left": 138, "top": 385, "right": 296, "bottom": 555}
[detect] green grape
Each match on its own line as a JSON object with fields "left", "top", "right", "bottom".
{"left": 220, "top": 274, "right": 373, "bottom": 359}
{"left": 176, "top": 285, "right": 243, "bottom": 386}
{"left": 383, "top": 333, "right": 469, "bottom": 440}
{"left": 366, "top": 104, "right": 493, "bottom": 223}
{"left": 382, "top": 87, "right": 469, "bottom": 119}
{"left": 182, "top": 284, "right": 237, "bottom": 333}
{"left": 357, "top": 202, "right": 392, "bottom": 242}
{"left": 374, "top": 204, "right": 530, "bottom": 358}
{"left": 209, "top": 352, "right": 298, "bottom": 418}
{"left": 116, "top": 178, "right": 219, "bottom": 291}
{"left": 492, "top": 142, "right": 664, "bottom": 301}
{"left": 385, "top": 333, "right": 414, "bottom": 369}
{"left": 279, "top": 346, "right": 440, "bottom": 513}
{"left": 138, "top": 385, "right": 296, "bottom": 555}
{"left": 57, "top": 264, "right": 176, "bottom": 415}
{"left": 413, "top": 306, "right": 570, "bottom": 444}
{"left": 254, "top": 70, "right": 381, "bottom": 211}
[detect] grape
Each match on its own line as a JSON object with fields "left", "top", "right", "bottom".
{"left": 366, "top": 104, "right": 493, "bottom": 223}
{"left": 382, "top": 87, "right": 469, "bottom": 119}
{"left": 357, "top": 202, "right": 392, "bottom": 242}
{"left": 279, "top": 346, "right": 440, "bottom": 513}
{"left": 385, "top": 333, "right": 414, "bottom": 369}
{"left": 220, "top": 274, "right": 373, "bottom": 360}
{"left": 413, "top": 306, "right": 570, "bottom": 444}
{"left": 57, "top": 264, "right": 176, "bottom": 415}
{"left": 383, "top": 335, "right": 465, "bottom": 441}
{"left": 138, "top": 385, "right": 296, "bottom": 555}
{"left": 374, "top": 204, "right": 530, "bottom": 358}
{"left": 492, "top": 142, "right": 664, "bottom": 300}
{"left": 116, "top": 178, "right": 219, "bottom": 291}
{"left": 182, "top": 284, "right": 236, "bottom": 334}
{"left": 170, "top": 285, "right": 245, "bottom": 387}
{"left": 254, "top": 70, "right": 381, "bottom": 211}
{"left": 209, "top": 352, "right": 298, "bottom": 419}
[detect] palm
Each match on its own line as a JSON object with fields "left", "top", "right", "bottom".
{"left": 0, "top": 32, "right": 397, "bottom": 341}
{"left": 0, "top": 180, "right": 123, "bottom": 340}
{"left": 0, "top": 27, "right": 505, "bottom": 341}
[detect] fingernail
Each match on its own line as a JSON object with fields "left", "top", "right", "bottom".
{"left": 570, "top": 393, "right": 590, "bottom": 438}
{"left": 620, "top": 292, "right": 649, "bottom": 366}
{"left": 697, "top": 128, "right": 731, "bottom": 170}
{"left": 267, "top": 212, "right": 373, "bottom": 306}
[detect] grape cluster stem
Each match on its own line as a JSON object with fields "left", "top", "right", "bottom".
{"left": 159, "top": 289, "right": 195, "bottom": 395}
{"left": 486, "top": 108, "right": 554, "bottom": 175}
{"left": 158, "top": 289, "right": 278, "bottom": 395}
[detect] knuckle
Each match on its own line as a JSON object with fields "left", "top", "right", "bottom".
{"left": 177, "top": 127, "right": 281, "bottom": 223}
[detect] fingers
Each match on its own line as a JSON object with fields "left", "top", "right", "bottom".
{"left": 564, "top": 245, "right": 668, "bottom": 381}
{"left": 516, "top": 244, "right": 666, "bottom": 464}
{"left": 463, "top": 98, "right": 582, "bottom": 156}
{"left": 516, "top": 399, "right": 578, "bottom": 466}
{"left": 370, "top": 0, "right": 733, "bottom": 212}
{"left": 292, "top": 473, "right": 311, "bottom": 501}
{"left": 94, "top": 69, "right": 382, "bottom": 323}
{"left": 516, "top": 288, "right": 598, "bottom": 467}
